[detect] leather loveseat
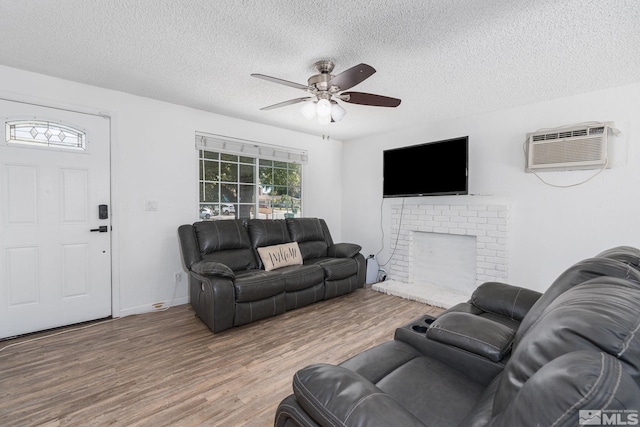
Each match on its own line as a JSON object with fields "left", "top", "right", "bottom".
{"left": 274, "top": 246, "right": 640, "bottom": 426}
{"left": 178, "top": 217, "right": 365, "bottom": 333}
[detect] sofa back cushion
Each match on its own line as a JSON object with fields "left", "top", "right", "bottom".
{"left": 514, "top": 257, "right": 640, "bottom": 348}
{"left": 286, "top": 218, "right": 329, "bottom": 260}
{"left": 596, "top": 245, "right": 640, "bottom": 271}
{"left": 247, "top": 219, "right": 291, "bottom": 248}
{"left": 493, "top": 277, "right": 640, "bottom": 415}
{"left": 193, "top": 220, "right": 258, "bottom": 271}
{"left": 488, "top": 351, "right": 640, "bottom": 427}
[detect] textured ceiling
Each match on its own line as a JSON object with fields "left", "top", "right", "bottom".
{"left": 0, "top": 0, "right": 639, "bottom": 141}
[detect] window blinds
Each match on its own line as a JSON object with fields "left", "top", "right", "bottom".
{"left": 195, "top": 132, "right": 308, "bottom": 164}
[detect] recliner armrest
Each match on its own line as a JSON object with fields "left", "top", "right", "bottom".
{"left": 293, "top": 363, "right": 426, "bottom": 427}
{"left": 191, "top": 260, "right": 235, "bottom": 280}
{"left": 327, "top": 242, "right": 362, "bottom": 258}
{"left": 427, "top": 312, "right": 515, "bottom": 362}
{"left": 471, "top": 282, "right": 542, "bottom": 321}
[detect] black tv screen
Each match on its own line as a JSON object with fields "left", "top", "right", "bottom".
{"left": 383, "top": 136, "right": 468, "bottom": 197}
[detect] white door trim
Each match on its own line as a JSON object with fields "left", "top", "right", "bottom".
{"left": 0, "top": 91, "right": 121, "bottom": 318}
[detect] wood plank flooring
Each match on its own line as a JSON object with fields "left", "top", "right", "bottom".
{"left": 0, "top": 287, "right": 442, "bottom": 427}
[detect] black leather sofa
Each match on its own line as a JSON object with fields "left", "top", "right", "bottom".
{"left": 274, "top": 246, "right": 640, "bottom": 426}
{"left": 178, "top": 217, "right": 365, "bottom": 333}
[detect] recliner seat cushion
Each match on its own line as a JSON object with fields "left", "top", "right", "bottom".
{"left": 305, "top": 257, "right": 358, "bottom": 280}
{"left": 233, "top": 270, "right": 286, "bottom": 302}
{"left": 322, "top": 340, "right": 485, "bottom": 426}
{"left": 278, "top": 264, "right": 325, "bottom": 292}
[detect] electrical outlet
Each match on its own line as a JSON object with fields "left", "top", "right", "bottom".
{"left": 174, "top": 272, "right": 182, "bottom": 283}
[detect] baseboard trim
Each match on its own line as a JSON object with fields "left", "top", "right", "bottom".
{"left": 118, "top": 296, "right": 189, "bottom": 317}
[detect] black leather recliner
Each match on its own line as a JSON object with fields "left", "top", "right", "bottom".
{"left": 274, "top": 247, "right": 640, "bottom": 426}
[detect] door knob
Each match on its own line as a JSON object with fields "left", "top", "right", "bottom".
{"left": 90, "top": 226, "right": 108, "bottom": 232}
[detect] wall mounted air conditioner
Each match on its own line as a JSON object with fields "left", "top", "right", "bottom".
{"left": 525, "top": 124, "right": 612, "bottom": 172}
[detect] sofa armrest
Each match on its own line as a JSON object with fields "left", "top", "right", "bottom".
{"left": 327, "top": 242, "right": 362, "bottom": 258}
{"left": 188, "top": 272, "right": 235, "bottom": 333}
{"left": 293, "top": 363, "right": 426, "bottom": 427}
{"left": 427, "top": 312, "right": 515, "bottom": 362}
{"left": 191, "top": 260, "right": 235, "bottom": 280}
{"left": 471, "top": 282, "right": 542, "bottom": 321}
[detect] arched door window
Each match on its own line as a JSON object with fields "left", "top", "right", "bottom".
{"left": 5, "top": 120, "right": 86, "bottom": 151}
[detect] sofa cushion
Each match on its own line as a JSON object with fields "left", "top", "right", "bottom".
{"left": 247, "top": 219, "right": 291, "bottom": 248}
{"left": 201, "top": 248, "right": 258, "bottom": 272}
{"left": 293, "top": 364, "right": 426, "bottom": 427}
{"left": 257, "top": 242, "right": 303, "bottom": 271}
{"left": 286, "top": 217, "right": 325, "bottom": 242}
{"left": 194, "top": 220, "right": 259, "bottom": 271}
{"left": 596, "top": 245, "right": 640, "bottom": 270}
{"left": 491, "top": 351, "right": 640, "bottom": 426}
{"left": 233, "top": 270, "right": 286, "bottom": 302}
{"left": 278, "top": 264, "right": 325, "bottom": 292}
{"left": 287, "top": 218, "right": 329, "bottom": 259}
{"left": 513, "top": 257, "right": 640, "bottom": 348}
{"left": 306, "top": 257, "right": 358, "bottom": 280}
{"left": 194, "top": 220, "right": 251, "bottom": 253}
{"left": 493, "top": 277, "right": 640, "bottom": 414}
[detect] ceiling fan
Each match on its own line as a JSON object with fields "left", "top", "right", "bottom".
{"left": 251, "top": 60, "right": 401, "bottom": 124}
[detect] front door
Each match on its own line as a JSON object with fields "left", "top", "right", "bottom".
{"left": 0, "top": 99, "right": 111, "bottom": 339}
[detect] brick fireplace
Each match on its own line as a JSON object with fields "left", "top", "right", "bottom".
{"left": 373, "top": 203, "right": 509, "bottom": 308}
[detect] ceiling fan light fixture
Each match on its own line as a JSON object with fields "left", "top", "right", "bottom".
{"left": 318, "top": 114, "right": 331, "bottom": 125}
{"left": 300, "top": 101, "right": 317, "bottom": 120}
{"left": 316, "top": 99, "right": 332, "bottom": 117}
{"left": 330, "top": 102, "right": 346, "bottom": 122}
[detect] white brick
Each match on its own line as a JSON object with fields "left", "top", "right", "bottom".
{"left": 478, "top": 223, "right": 498, "bottom": 231}
{"left": 488, "top": 217, "right": 507, "bottom": 226}
{"left": 468, "top": 217, "right": 488, "bottom": 224}
{"left": 469, "top": 205, "right": 487, "bottom": 211}
{"left": 479, "top": 210, "right": 498, "bottom": 218}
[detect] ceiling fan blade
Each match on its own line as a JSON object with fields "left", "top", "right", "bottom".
{"left": 251, "top": 74, "right": 309, "bottom": 91}
{"left": 341, "top": 92, "right": 401, "bottom": 107}
{"left": 328, "top": 63, "right": 376, "bottom": 91}
{"left": 260, "top": 97, "right": 313, "bottom": 111}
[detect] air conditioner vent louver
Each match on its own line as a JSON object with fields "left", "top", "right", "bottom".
{"left": 526, "top": 124, "right": 610, "bottom": 172}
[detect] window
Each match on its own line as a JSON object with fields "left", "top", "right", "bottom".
{"left": 197, "top": 133, "right": 305, "bottom": 221}
{"left": 5, "top": 120, "right": 86, "bottom": 151}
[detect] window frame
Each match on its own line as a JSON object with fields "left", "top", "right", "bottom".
{"left": 197, "top": 134, "right": 305, "bottom": 221}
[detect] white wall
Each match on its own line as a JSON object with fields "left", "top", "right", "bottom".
{"left": 343, "top": 82, "right": 640, "bottom": 293}
{"left": 0, "top": 65, "right": 345, "bottom": 316}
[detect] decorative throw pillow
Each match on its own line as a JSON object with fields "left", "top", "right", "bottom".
{"left": 257, "top": 242, "right": 303, "bottom": 271}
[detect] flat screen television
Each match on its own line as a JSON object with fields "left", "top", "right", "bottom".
{"left": 383, "top": 136, "right": 468, "bottom": 197}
